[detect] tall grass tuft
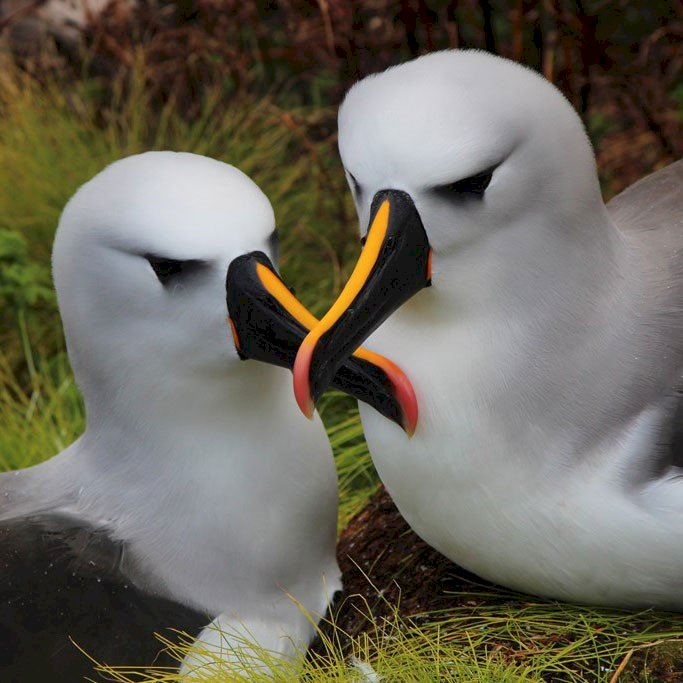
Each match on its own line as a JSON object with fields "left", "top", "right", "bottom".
{"left": 0, "top": 351, "right": 83, "bottom": 470}
{"left": 72, "top": 591, "right": 683, "bottom": 682}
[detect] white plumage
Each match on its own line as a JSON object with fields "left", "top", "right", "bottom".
{"left": 0, "top": 152, "right": 340, "bottom": 675}
{"left": 336, "top": 50, "right": 683, "bottom": 609}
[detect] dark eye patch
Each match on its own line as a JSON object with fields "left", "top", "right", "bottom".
{"left": 434, "top": 166, "right": 495, "bottom": 199}
{"left": 267, "top": 230, "right": 279, "bottom": 263}
{"left": 348, "top": 172, "right": 362, "bottom": 200}
{"left": 145, "top": 254, "right": 208, "bottom": 286}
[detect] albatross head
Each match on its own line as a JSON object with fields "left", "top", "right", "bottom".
{"left": 339, "top": 49, "right": 602, "bottom": 256}
{"left": 50, "top": 153, "right": 352, "bottom": 634}
{"left": 53, "top": 152, "right": 285, "bottom": 427}
{"left": 292, "top": 50, "right": 612, "bottom": 426}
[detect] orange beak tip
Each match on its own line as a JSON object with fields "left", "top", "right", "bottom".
{"left": 401, "top": 406, "right": 418, "bottom": 438}
{"left": 293, "top": 340, "right": 315, "bottom": 419}
{"left": 298, "top": 390, "right": 315, "bottom": 420}
{"left": 293, "top": 375, "right": 315, "bottom": 420}
{"left": 388, "top": 363, "right": 419, "bottom": 438}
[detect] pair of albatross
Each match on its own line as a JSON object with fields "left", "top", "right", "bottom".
{"left": 1, "top": 49, "right": 681, "bottom": 680}
{"left": 293, "top": 50, "right": 683, "bottom": 610}
{"left": 0, "top": 153, "right": 413, "bottom": 679}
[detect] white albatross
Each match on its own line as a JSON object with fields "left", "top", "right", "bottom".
{"left": 291, "top": 50, "right": 683, "bottom": 610}
{"left": 0, "top": 152, "right": 413, "bottom": 679}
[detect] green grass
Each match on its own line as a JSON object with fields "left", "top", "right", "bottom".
{"left": 72, "top": 585, "right": 683, "bottom": 681}
{"left": 0, "top": 53, "right": 356, "bottom": 372}
{"left": 1, "top": 56, "right": 683, "bottom": 682}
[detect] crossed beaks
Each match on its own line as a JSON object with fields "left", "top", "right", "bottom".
{"left": 291, "top": 190, "right": 432, "bottom": 435}
{"left": 226, "top": 250, "right": 418, "bottom": 435}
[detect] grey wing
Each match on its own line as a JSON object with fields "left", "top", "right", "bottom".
{"left": 0, "top": 513, "right": 210, "bottom": 682}
{"left": 608, "top": 161, "right": 683, "bottom": 476}
{"left": 607, "top": 159, "right": 683, "bottom": 243}
{"left": 667, "top": 385, "right": 683, "bottom": 469}
{"left": 607, "top": 160, "right": 683, "bottom": 344}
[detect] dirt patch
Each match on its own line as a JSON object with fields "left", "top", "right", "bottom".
{"left": 311, "top": 484, "right": 507, "bottom": 652}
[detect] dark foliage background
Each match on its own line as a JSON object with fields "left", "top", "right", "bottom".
{"left": 3, "top": 0, "right": 681, "bottom": 195}
{"left": 108, "top": 1, "right": 681, "bottom": 190}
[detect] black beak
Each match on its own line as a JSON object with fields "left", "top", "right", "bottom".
{"left": 226, "top": 250, "right": 417, "bottom": 432}
{"left": 292, "top": 190, "right": 431, "bottom": 434}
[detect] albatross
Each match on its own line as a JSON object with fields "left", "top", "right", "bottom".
{"left": 291, "top": 50, "right": 683, "bottom": 609}
{"left": 0, "top": 151, "right": 412, "bottom": 680}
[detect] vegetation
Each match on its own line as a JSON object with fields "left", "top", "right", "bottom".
{"left": 1, "top": 1, "right": 682, "bottom": 679}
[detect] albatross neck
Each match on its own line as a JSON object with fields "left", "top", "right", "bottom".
{"left": 77, "top": 361, "right": 295, "bottom": 478}
{"left": 368, "top": 199, "right": 641, "bottom": 466}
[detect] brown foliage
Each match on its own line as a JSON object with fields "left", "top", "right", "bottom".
{"left": 311, "top": 485, "right": 515, "bottom": 655}
{"left": 35, "top": 1, "right": 683, "bottom": 193}
{"left": 2, "top": 2, "right": 680, "bottom": 192}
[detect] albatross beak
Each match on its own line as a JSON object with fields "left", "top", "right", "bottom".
{"left": 292, "top": 190, "right": 431, "bottom": 435}
{"left": 226, "top": 251, "right": 417, "bottom": 433}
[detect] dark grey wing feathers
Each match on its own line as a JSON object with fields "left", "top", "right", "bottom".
{"left": 0, "top": 514, "right": 210, "bottom": 682}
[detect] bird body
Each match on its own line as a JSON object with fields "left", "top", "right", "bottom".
{"left": 358, "top": 164, "right": 683, "bottom": 609}
{"left": 0, "top": 152, "right": 341, "bottom": 679}
{"left": 295, "top": 50, "right": 683, "bottom": 609}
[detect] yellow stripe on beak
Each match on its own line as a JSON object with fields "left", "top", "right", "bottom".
{"left": 293, "top": 200, "right": 391, "bottom": 418}
{"left": 257, "top": 253, "right": 417, "bottom": 433}
{"left": 255, "top": 263, "right": 319, "bottom": 330}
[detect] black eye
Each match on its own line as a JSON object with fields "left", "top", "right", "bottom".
{"left": 145, "top": 254, "right": 207, "bottom": 286}
{"left": 348, "top": 172, "right": 362, "bottom": 200}
{"left": 434, "top": 167, "right": 495, "bottom": 199}
{"left": 267, "top": 230, "right": 279, "bottom": 263}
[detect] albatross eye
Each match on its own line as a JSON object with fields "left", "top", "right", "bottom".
{"left": 267, "top": 230, "right": 279, "bottom": 263}
{"left": 348, "top": 172, "right": 362, "bottom": 200}
{"left": 145, "top": 254, "right": 207, "bottom": 286}
{"left": 434, "top": 167, "right": 495, "bottom": 199}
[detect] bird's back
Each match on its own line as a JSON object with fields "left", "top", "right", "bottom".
{"left": 0, "top": 513, "right": 209, "bottom": 682}
{"left": 607, "top": 160, "right": 683, "bottom": 475}
{"left": 608, "top": 159, "right": 683, "bottom": 278}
